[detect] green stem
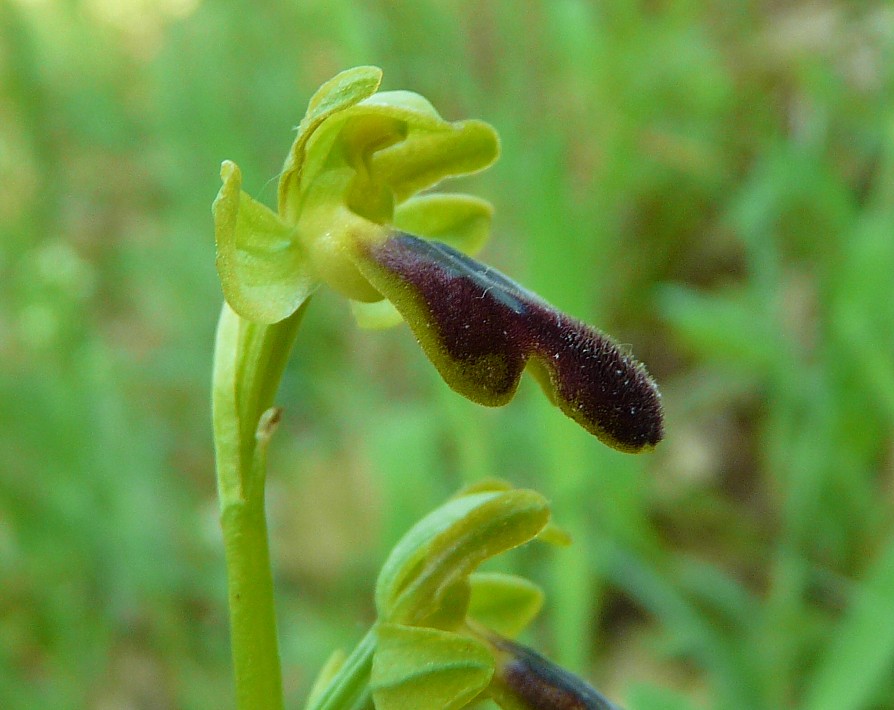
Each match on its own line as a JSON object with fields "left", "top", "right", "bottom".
{"left": 212, "top": 301, "right": 309, "bottom": 709}
{"left": 220, "top": 489, "right": 283, "bottom": 710}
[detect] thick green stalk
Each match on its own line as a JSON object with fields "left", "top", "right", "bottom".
{"left": 220, "top": 489, "right": 282, "bottom": 710}
{"left": 212, "top": 301, "right": 309, "bottom": 710}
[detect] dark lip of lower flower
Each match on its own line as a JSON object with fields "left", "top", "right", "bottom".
{"left": 488, "top": 633, "right": 623, "bottom": 710}
{"left": 355, "top": 231, "right": 664, "bottom": 452}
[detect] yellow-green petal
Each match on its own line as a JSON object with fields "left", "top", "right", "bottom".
{"left": 372, "top": 119, "right": 500, "bottom": 203}
{"left": 467, "top": 573, "right": 544, "bottom": 639}
{"left": 297, "top": 104, "right": 498, "bottom": 218}
{"left": 395, "top": 193, "right": 493, "bottom": 255}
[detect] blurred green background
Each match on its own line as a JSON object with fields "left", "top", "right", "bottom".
{"left": 2, "top": 1, "right": 893, "bottom": 708}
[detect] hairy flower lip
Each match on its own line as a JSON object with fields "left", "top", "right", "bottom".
{"left": 354, "top": 231, "right": 664, "bottom": 452}
{"left": 487, "top": 633, "right": 623, "bottom": 710}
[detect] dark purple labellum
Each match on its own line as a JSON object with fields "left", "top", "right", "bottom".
{"left": 356, "top": 232, "right": 663, "bottom": 452}
{"left": 490, "top": 634, "right": 623, "bottom": 710}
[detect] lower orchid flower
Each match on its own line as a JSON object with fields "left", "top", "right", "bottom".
{"left": 307, "top": 480, "right": 624, "bottom": 710}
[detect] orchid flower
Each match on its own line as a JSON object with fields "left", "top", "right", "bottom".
{"left": 212, "top": 66, "right": 663, "bottom": 452}
{"left": 307, "top": 480, "right": 622, "bottom": 710}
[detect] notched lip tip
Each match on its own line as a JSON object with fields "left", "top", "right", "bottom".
{"left": 605, "top": 422, "right": 664, "bottom": 454}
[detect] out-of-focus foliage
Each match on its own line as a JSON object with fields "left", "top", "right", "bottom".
{"left": 1, "top": 1, "right": 892, "bottom": 709}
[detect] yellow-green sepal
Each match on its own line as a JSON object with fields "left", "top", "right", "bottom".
{"left": 278, "top": 66, "right": 383, "bottom": 216}
{"left": 213, "top": 160, "right": 317, "bottom": 323}
{"left": 371, "top": 623, "right": 494, "bottom": 710}
{"left": 374, "top": 488, "right": 550, "bottom": 628}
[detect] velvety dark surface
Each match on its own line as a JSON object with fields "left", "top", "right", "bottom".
{"left": 370, "top": 233, "right": 663, "bottom": 451}
{"left": 491, "top": 634, "right": 622, "bottom": 710}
